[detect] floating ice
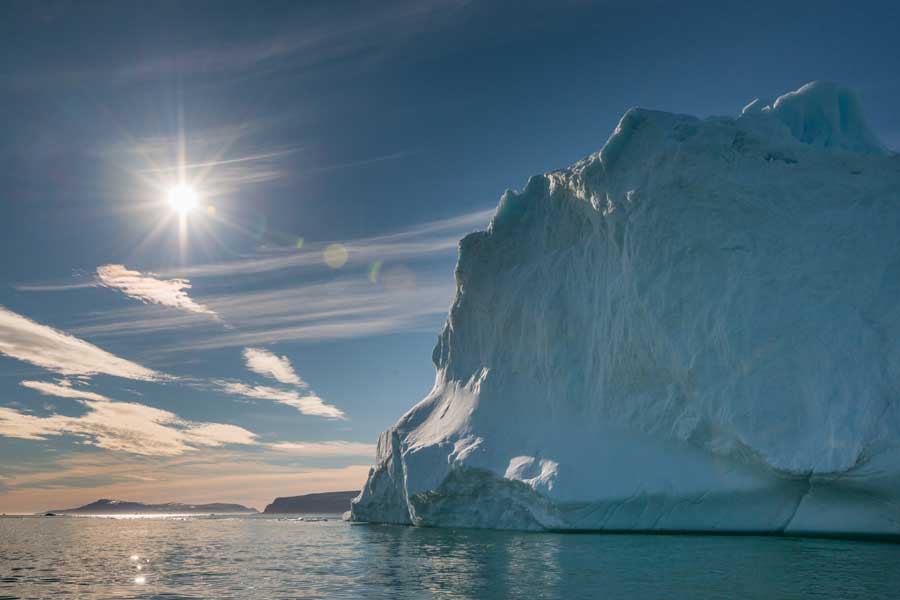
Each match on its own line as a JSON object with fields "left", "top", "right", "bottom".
{"left": 350, "top": 82, "right": 900, "bottom": 535}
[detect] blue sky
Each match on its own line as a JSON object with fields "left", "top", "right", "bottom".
{"left": 1, "top": 0, "right": 898, "bottom": 512}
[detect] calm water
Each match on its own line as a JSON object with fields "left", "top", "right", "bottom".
{"left": 1, "top": 515, "right": 899, "bottom": 599}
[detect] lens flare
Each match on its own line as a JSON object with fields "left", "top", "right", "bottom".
{"left": 368, "top": 260, "right": 384, "bottom": 283}
{"left": 323, "top": 243, "right": 348, "bottom": 269}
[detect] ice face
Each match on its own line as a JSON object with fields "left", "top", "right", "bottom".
{"left": 350, "top": 82, "right": 900, "bottom": 535}
{"left": 763, "top": 81, "right": 887, "bottom": 155}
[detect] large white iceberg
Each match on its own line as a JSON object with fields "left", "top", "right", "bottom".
{"left": 350, "top": 82, "right": 900, "bottom": 536}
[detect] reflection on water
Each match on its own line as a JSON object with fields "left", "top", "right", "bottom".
{"left": 1, "top": 514, "right": 899, "bottom": 599}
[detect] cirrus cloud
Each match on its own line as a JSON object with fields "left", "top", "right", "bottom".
{"left": 242, "top": 347, "right": 305, "bottom": 386}
{"left": 0, "top": 306, "right": 160, "bottom": 380}
{"left": 0, "top": 396, "right": 257, "bottom": 457}
{"left": 20, "top": 380, "right": 110, "bottom": 403}
{"left": 266, "top": 441, "right": 374, "bottom": 457}
{"left": 96, "top": 264, "right": 216, "bottom": 316}
{"left": 215, "top": 381, "right": 344, "bottom": 419}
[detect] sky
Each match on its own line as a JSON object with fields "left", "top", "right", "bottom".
{"left": 1, "top": 0, "right": 898, "bottom": 513}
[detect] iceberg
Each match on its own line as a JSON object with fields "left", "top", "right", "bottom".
{"left": 350, "top": 82, "right": 900, "bottom": 536}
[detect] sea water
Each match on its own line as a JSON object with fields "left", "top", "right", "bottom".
{"left": 1, "top": 515, "right": 899, "bottom": 599}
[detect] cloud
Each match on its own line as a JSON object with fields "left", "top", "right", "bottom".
{"left": 295, "top": 150, "right": 412, "bottom": 176}
{"left": 22, "top": 207, "right": 491, "bottom": 347}
{"left": 267, "top": 441, "right": 375, "bottom": 457}
{"left": 96, "top": 264, "right": 216, "bottom": 316}
{"left": 106, "top": 120, "right": 297, "bottom": 196}
{"left": 70, "top": 309, "right": 217, "bottom": 338}
{"left": 123, "top": 474, "right": 159, "bottom": 482}
{"left": 21, "top": 380, "right": 110, "bottom": 403}
{"left": 217, "top": 349, "right": 340, "bottom": 419}
{"left": 14, "top": 281, "right": 97, "bottom": 292}
{"left": 137, "top": 149, "right": 298, "bottom": 175}
{"left": 6, "top": 0, "right": 472, "bottom": 96}
{"left": 72, "top": 268, "right": 455, "bottom": 352}
{"left": 12, "top": 206, "right": 489, "bottom": 364}
{"left": 0, "top": 391, "right": 257, "bottom": 457}
{"left": 158, "top": 207, "right": 494, "bottom": 279}
{"left": 242, "top": 348, "right": 305, "bottom": 386}
{"left": 215, "top": 382, "right": 344, "bottom": 419}
{"left": 180, "top": 274, "right": 452, "bottom": 351}
{"left": 0, "top": 306, "right": 160, "bottom": 380}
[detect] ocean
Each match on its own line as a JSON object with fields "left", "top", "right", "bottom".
{"left": 1, "top": 515, "right": 899, "bottom": 599}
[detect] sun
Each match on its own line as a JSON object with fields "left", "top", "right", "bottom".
{"left": 167, "top": 185, "right": 198, "bottom": 215}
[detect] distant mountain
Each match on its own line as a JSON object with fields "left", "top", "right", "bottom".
{"left": 45, "top": 499, "right": 257, "bottom": 515}
{"left": 263, "top": 491, "right": 358, "bottom": 514}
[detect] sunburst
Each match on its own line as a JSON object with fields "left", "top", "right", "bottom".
{"left": 166, "top": 185, "right": 199, "bottom": 215}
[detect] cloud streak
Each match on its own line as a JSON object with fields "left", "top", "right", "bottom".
{"left": 137, "top": 149, "right": 298, "bottom": 174}
{"left": 0, "top": 306, "right": 161, "bottom": 380}
{"left": 14, "top": 281, "right": 97, "bottom": 292}
{"left": 159, "top": 207, "right": 493, "bottom": 279}
{"left": 0, "top": 390, "right": 257, "bottom": 457}
{"left": 21, "top": 380, "right": 110, "bottom": 403}
{"left": 19, "top": 206, "right": 490, "bottom": 297}
{"left": 218, "top": 349, "right": 339, "bottom": 419}
{"left": 267, "top": 441, "right": 375, "bottom": 457}
{"left": 6, "top": 0, "right": 471, "bottom": 96}
{"left": 72, "top": 272, "right": 454, "bottom": 351}
{"left": 15, "top": 207, "right": 491, "bottom": 354}
{"left": 242, "top": 348, "right": 306, "bottom": 386}
{"left": 96, "top": 264, "right": 216, "bottom": 316}
{"left": 214, "top": 381, "right": 344, "bottom": 419}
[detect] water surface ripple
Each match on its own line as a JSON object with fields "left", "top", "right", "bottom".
{"left": 1, "top": 515, "right": 899, "bottom": 599}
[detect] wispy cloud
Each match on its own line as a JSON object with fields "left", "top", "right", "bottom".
{"left": 121, "top": 1, "right": 471, "bottom": 84}
{"left": 242, "top": 348, "right": 306, "bottom": 386}
{"left": 7, "top": 0, "right": 472, "bottom": 95}
{"left": 72, "top": 272, "right": 453, "bottom": 351}
{"left": 16, "top": 207, "right": 491, "bottom": 353}
{"left": 0, "top": 306, "right": 161, "bottom": 380}
{"left": 69, "top": 309, "right": 216, "bottom": 338}
{"left": 267, "top": 441, "right": 375, "bottom": 457}
{"left": 296, "top": 150, "right": 411, "bottom": 176}
{"left": 18, "top": 206, "right": 491, "bottom": 293}
{"left": 96, "top": 264, "right": 216, "bottom": 316}
{"left": 0, "top": 393, "right": 257, "bottom": 457}
{"left": 116, "top": 124, "right": 297, "bottom": 195}
{"left": 21, "top": 380, "right": 110, "bottom": 403}
{"left": 160, "top": 207, "right": 493, "bottom": 279}
{"left": 137, "top": 149, "right": 299, "bottom": 174}
{"left": 214, "top": 381, "right": 344, "bottom": 419}
{"left": 14, "top": 281, "right": 97, "bottom": 292}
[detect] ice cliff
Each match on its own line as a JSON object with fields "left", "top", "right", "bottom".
{"left": 350, "top": 82, "right": 900, "bottom": 536}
